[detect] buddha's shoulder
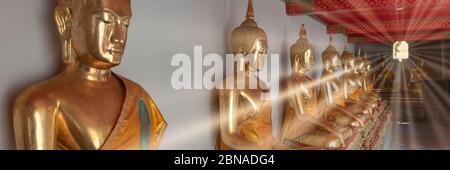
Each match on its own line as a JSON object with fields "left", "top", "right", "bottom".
{"left": 14, "top": 76, "right": 64, "bottom": 110}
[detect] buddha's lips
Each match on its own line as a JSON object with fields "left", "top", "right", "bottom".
{"left": 108, "top": 48, "right": 123, "bottom": 55}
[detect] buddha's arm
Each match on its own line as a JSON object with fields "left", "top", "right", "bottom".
{"left": 321, "top": 82, "right": 354, "bottom": 119}
{"left": 219, "top": 89, "right": 240, "bottom": 136}
{"left": 13, "top": 95, "right": 58, "bottom": 150}
{"left": 288, "top": 81, "right": 304, "bottom": 118}
{"left": 322, "top": 82, "right": 335, "bottom": 105}
{"left": 240, "top": 91, "right": 259, "bottom": 117}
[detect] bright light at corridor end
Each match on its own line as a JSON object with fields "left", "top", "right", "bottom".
{"left": 393, "top": 41, "right": 409, "bottom": 62}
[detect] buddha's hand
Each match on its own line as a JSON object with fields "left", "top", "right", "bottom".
{"left": 239, "top": 119, "right": 270, "bottom": 146}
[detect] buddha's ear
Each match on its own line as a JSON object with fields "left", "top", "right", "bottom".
{"left": 54, "top": 6, "right": 73, "bottom": 40}
{"left": 55, "top": 6, "right": 76, "bottom": 64}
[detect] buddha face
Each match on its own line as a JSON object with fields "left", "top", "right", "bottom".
{"left": 60, "top": 0, "right": 132, "bottom": 69}
{"left": 329, "top": 54, "right": 340, "bottom": 71}
{"left": 303, "top": 49, "right": 315, "bottom": 71}
{"left": 248, "top": 39, "right": 268, "bottom": 71}
{"left": 292, "top": 50, "right": 314, "bottom": 73}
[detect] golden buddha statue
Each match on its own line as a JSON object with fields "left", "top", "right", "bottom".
{"left": 340, "top": 48, "right": 372, "bottom": 119}
{"left": 362, "top": 54, "right": 375, "bottom": 92}
{"left": 359, "top": 53, "right": 382, "bottom": 108}
{"left": 409, "top": 58, "right": 426, "bottom": 91}
{"left": 217, "top": 0, "right": 272, "bottom": 150}
{"left": 317, "top": 36, "right": 361, "bottom": 139}
{"left": 13, "top": 0, "right": 167, "bottom": 150}
{"left": 374, "top": 56, "right": 395, "bottom": 90}
{"left": 279, "top": 25, "right": 344, "bottom": 149}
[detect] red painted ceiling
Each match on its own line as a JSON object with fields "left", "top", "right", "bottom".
{"left": 284, "top": 0, "right": 450, "bottom": 43}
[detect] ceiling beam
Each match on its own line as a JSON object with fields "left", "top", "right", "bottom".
{"left": 315, "top": 6, "right": 450, "bottom": 25}
{"left": 348, "top": 31, "right": 450, "bottom": 43}
{"left": 285, "top": 0, "right": 450, "bottom": 15}
{"left": 328, "top": 17, "right": 450, "bottom": 34}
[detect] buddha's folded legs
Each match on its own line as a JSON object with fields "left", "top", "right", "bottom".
{"left": 328, "top": 111, "right": 362, "bottom": 129}
{"left": 281, "top": 116, "right": 347, "bottom": 148}
{"left": 294, "top": 130, "right": 342, "bottom": 149}
{"left": 238, "top": 119, "right": 272, "bottom": 147}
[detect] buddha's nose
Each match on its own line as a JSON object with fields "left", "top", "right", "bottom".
{"left": 112, "top": 38, "right": 124, "bottom": 45}
{"left": 111, "top": 25, "right": 125, "bottom": 45}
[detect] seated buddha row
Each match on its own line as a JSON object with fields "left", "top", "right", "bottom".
{"left": 279, "top": 24, "right": 385, "bottom": 149}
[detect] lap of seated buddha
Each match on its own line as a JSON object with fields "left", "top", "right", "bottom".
{"left": 294, "top": 130, "right": 342, "bottom": 148}
{"left": 345, "top": 104, "right": 374, "bottom": 125}
{"left": 361, "top": 93, "right": 382, "bottom": 108}
{"left": 326, "top": 110, "right": 361, "bottom": 132}
{"left": 324, "top": 106, "right": 367, "bottom": 131}
{"left": 237, "top": 118, "right": 272, "bottom": 148}
{"left": 346, "top": 101, "right": 371, "bottom": 115}
{"left": 283, "top": 115, "right": 347, "bottom": 148}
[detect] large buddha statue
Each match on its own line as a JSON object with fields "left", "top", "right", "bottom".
{"left": 409, "top": 58, "right": 426, "bottom": 91}
{"left": 317, "top": 36, "right": 361, "bottom": 140}
{"left": 279, "top": 25, "right": 344, "bottom": 149}
{"left": 217, "top": 0, "right": 272, "bottom": 150}
{"left": 13, "top": 0, "right": 167, "bottom": 150}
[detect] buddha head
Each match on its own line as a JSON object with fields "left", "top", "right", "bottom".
{"left": 322, "top": 35, "right": 340, "bottom": 72}
{"left": 290, "top": 24, "right": 315, "bottom": 73}
{"left": 55, "top": 0, "right": 132, "bottom": 69}
{"left": 231, "top": 0, "right": 268, "bottom": 72}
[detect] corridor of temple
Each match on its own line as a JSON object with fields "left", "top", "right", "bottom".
{"left": 285, "top": 0, "right": 450, "bottom": 150}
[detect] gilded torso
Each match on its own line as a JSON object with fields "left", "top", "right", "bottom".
{"left": 14, "top": 71, "right": 167, "bottom": 150}
{"left": 287, "top": 74, "right": 317, "bottom": 115}
{"left": 319, "top": 71, "right": 345, "bottom": 108}
{"left": 341, "top": 73, "right": 361, "bottom": 101}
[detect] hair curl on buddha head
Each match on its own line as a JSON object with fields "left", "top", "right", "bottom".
{"left": 56, "top": 0, "right": 87, "bottom": 25}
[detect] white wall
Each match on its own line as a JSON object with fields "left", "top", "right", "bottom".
{"left": 0, "top": 0, "right": 351, "bottom": 150}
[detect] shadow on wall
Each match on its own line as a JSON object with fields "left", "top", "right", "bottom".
{"left": 4, "top": 0, "right": 62, "bottom": 149}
